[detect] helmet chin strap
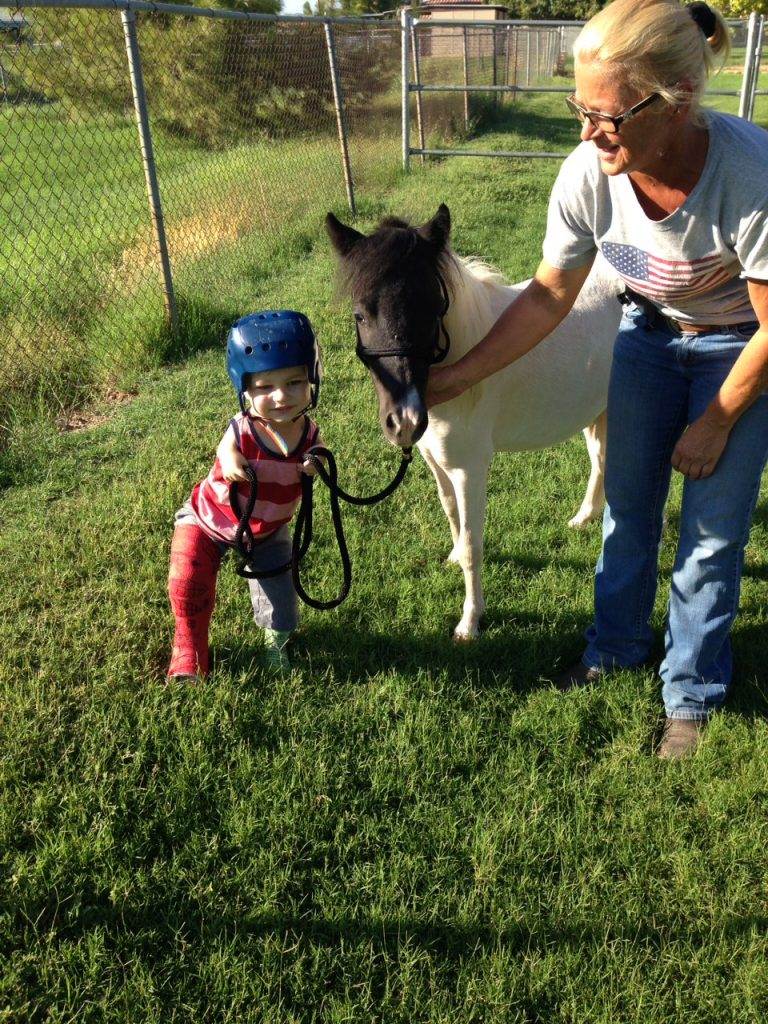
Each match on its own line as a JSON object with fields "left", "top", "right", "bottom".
{"left": 241, "top": 378, "right": 319, "bottom": 455}
{"left": 290, "top": 401, "right": 313, "bottom": 423}
{"left": 284, "top": 380, "right": 320, "bottom": 425}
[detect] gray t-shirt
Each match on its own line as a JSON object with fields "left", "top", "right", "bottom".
{"left": 542, "top": 110, "right": 768, "bottom": 324}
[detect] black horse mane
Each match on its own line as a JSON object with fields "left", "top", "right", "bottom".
{"left": 337, "top": 215, "right": 456, "bottom": 300}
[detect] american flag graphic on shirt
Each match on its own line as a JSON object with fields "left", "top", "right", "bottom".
{"left": 602, "top": 243, "right": 732, "bottom": 303}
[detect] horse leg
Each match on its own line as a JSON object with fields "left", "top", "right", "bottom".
{"left": 421, "top": 446, "right": 461, "bottom": 561}
{"left": 448, "top": 456, "right": 491, "bottom": 641}
{"left": 568, "top": 409, "right": 607, "bottom": 529}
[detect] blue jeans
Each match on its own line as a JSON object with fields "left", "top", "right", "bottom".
{"left": 583, "top": 305, "right": 768, "bottom": 720}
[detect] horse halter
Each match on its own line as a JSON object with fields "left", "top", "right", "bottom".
{"left": 354, "top": 270, "right": 452, "bottom": 367}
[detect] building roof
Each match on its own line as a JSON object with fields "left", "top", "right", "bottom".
{"left": 0, "top": 7, "right": 27, "bottom": 28}
{"left": 421, "top": 1, "right": 508, "bottom": 7}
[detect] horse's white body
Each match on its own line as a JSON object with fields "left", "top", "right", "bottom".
{"left": 418, "top": 253, "right": 623, "bottom": 639}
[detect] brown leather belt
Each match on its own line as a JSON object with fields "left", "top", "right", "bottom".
{"left": 619, "top": 288, "right": 757, "bottom": 337}
{"left": 665, "top": 317, "right": 725, "bottom": 334}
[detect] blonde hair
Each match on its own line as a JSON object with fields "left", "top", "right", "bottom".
{"left": 573, "top": 0, "right": 731, "bottom": 121}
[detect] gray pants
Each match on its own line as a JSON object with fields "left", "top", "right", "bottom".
{"left": 175, "top": 502, "right": 298, "bottom": 632}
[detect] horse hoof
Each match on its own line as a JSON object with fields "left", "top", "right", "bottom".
{"left": 452, "top": 625, "right": 479, "bottom": 642}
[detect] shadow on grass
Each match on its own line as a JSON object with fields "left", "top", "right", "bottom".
{"left": 222, "top": 610, "right": 594, "bottom": 696}
{"left": 482, "top": 549, "right": 595, "bottom": 573}
{"left": 727, "top": 622, "right": 768, "bottom": 720}
{"left": 747, "top": 498, "right": 768, "bottom": 535}
{"left": 195, "top": 909, "right": 768, "bottom": 956}
{"left": 416, "top": 96, "right": 578, "bottom": 155}
{"left": 219, "top": 572, "right": 768, "bottom": 720}
{"left": 215, "top": 516, "right": 768, "bottom": 716}
{"left": 20, "top": 896, "right": 768, "bottom": 969}
{"left": 0, "top": 292, "right": 240, "bottom": 489}
{"left": 150, "top": 291, "right": 242, "bottom": 366}
{"left": 466, "top": 101, "right": 578, "bottom": 151}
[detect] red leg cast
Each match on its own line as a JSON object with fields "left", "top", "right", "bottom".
{"left": 167, "top": 524, "right": 222, "bottom": 678}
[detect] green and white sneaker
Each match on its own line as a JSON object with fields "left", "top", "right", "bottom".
{"left": 262, "top": 628, "right": 292, "bottom": 672}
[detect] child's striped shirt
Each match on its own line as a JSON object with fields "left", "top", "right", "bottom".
{"left": 190, "top": 414, "right": 320, "bottom": 545}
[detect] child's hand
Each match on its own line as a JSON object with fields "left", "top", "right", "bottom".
{"left": 220, "top": 448, "right": 251, "bottom": 483}
{"left": 217, "top": 425, "right": 250, "bottom": 483}
{"left": 300, "top": 453, "right": 323, "bottom": 477}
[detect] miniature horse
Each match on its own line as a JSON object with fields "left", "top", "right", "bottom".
{"left": 326, "top": 204, "right": 622, "bottom": 639}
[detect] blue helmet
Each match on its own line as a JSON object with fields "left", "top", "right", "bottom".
{"left": 226, "top": 310, "right": 321, "bottom": 413}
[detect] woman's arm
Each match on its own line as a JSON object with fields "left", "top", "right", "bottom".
{"left": 671, "top": 279, "right": 768, "bottom": 480}
{"left": 426, "top": 257, "right": 595, "bottom": 407}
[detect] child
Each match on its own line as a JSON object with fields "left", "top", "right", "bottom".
{"left": 167, "top": 310, "right": 321, "bottom": 680}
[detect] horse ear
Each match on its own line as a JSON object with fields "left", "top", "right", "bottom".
{"left": 325, "top": 212, "right": 364, "bottom": 257}
{"left": 418, "top": 204, "right": 451, "bottom": 249}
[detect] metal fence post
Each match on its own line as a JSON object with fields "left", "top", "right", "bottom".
{"left": 512, "top": 28, "right": 518, "bottom": 104}
{"left": 739, "top": 12, "right": 757, "bottom": 119}
{"left": 462, "top": 25, "right": 470, "bottom": 129}
{"left": 492, "top": 23, "right": 498, "bottom": 106}
{"left": 401, "top": 7, "right": 411, "bottom": 171}
{"left": 120, "top": 8, "right": 177, "bottom": 334}
{"left": 409, "top": 18, "right": 425, "bottom": 164}
{"left": 324, "top": 21, "right": 356, "bottom": 214}
{"left": 503, "top": 25, "right": 510, "bottom": 107}
{"left": 747, "top": 15, "right": 765, "bottom": 121}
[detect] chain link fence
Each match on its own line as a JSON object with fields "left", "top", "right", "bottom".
{"left": 0, "top": 1, "right": 401, "bottom": 440}
{"left": 2, "top": 3, "right": 766, "bottom": 446}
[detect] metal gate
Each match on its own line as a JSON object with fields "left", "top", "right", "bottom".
{"left": 400, "top": 9, "right": 767, "bottom": 170}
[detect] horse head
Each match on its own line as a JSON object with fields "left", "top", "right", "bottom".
{"left": 326, "top": 204, "right": 453, "bottom": 448}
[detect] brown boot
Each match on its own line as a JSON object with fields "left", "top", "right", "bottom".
{"left": 656, "top": 718, "right": 706, "bottom": 759}
{"left": 550, "top": 661, "right": 603, "bottom": 692}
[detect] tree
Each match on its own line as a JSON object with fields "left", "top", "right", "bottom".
{"left": 716, "top": 0, "right": 768, "bottom": 15}
{"left": 302, "top": 0, "right": 397, "bottom": 14}
{"left": 215, "top": 0, "right": 281, "bottom": 10}
{"left": 30, "top": 0, "right": 400, "bottom": 148}
{"left": 504, "top": 0, "right": 603, "bottom": 19}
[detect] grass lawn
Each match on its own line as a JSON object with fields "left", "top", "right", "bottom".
{"left": 2, "top": 89, "right": 768, "bottom": 1022}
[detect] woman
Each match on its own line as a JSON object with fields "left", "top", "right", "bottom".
{"left": 427, "top": 0, "right": 768, "bottom": 758}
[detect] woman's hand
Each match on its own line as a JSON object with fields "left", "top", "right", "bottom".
{"left": 673, "top": 285, "right": 768, "bottom": 481}
{"left": 426, "top": 364, "right": 467, "bottom": 408}
{"left": 671, "top": 415, "right": 731, "bottom": 480}
{"left": 426, "top": 260, "right": 593, "bottom": 409}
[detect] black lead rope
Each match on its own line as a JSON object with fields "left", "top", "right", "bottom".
{"left": 308, "top": 444, "right": 412, "bottom": 507}
{"left": 230, "top": 445, "right": 413, "bottom": 610}
{"left": 230, "top": 267, "right": 450, "bottom": 608}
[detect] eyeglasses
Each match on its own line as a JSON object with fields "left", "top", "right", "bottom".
{"left": 565, "top": 92, "right": 660, "bottom": 134}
